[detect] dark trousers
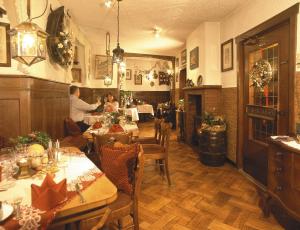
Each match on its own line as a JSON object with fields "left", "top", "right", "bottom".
{"left": 76, "top": 121, "right": 90, "bottom": 133}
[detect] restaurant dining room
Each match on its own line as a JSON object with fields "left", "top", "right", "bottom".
{"left": 2, "top": 0, "right": 300, "bottom": 230}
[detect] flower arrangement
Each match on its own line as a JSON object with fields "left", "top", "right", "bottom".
{"left": 249, "top": 59, "right": 273, "bottom": 92}
{"left": 200, "top": 112, "right": 226, "bottom": 132}
{"left": 55, "top": 31, "right": 74, "bottom": 67}
{"left": 10, "top": 132, "right": 51, "bottom": 149}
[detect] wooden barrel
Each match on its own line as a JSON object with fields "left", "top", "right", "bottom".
{"left": 198, "top": 129, "right": 226, "bottom": 166}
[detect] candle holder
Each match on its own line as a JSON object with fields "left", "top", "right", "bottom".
{"left": 14, "top": 158, "right": 35, "bottom": 179}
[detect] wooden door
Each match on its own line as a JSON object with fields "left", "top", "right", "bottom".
{"left": 243, "top": 22, "right": 290, "bottom": 186}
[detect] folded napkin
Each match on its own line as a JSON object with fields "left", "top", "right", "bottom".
{"left": 109, "top": 124, "right": 124, "bottom": 133}
{"left": 31, "top": 174, "right": 67, "bottom": 211}
{"left": 92, "top": 122, "right": 102, "bottom": 129}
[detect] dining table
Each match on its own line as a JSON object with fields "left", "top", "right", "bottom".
{"left": 118, "top": 107, "right": 139, "bottom": 122}
{"left": 84, "top": 122, "right": 139, "bottom": 141}
{"left": 137, "top": 104, "right": 154, "bottom": 116}
{"left": 0, "top": 149, "right": 117, "bottom": 229}
{"left": 83, "top": 114, "right": 106, "bottom": 125}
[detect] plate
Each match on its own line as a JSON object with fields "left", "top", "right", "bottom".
{"left": 0, "top": 203, "right": 14, "bottom": 222}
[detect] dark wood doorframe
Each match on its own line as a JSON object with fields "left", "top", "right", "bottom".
{"left": 235, "top": 3, "right": 299, "bottom": 169}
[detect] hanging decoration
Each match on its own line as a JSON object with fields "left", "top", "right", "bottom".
{"left": 112, "top": 0, "right": 124, "bottom": 64}
{"left": 104, "top": 32, "right": 113, "bottom": 87}
{"left": 46, "top": 6, "right": 73, "bottom": 67}
{"left": 249, "top": 59, "right": 273, "bottom": 92}
{"left": 10, "top": 0, "right": 48, "bottom": 66}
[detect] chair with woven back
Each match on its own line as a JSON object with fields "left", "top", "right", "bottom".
{"left": 90, "top": 139, "right": 145, "bottom": 230}
{"left": 142, "top": 121, "right": 172, "bottom": 186}
{"left": 133, "top": 118, "right": 162, "bottom": 144}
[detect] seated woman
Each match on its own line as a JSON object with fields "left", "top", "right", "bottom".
{"left": 104, "top": 92, "right": 119, "bottom": 112}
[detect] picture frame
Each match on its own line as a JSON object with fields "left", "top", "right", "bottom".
{"left": 221, "top": 39, "right": 233, "bottom": 72}
{"left": 181, "top": 49, "right": 186, "bottom": 67}
{"left": 126, "top": 69, "right": 132, "bottom": 80}
{"left": 0, "top": 22, "right": 11, "bottom": 67}
{"left": 190, "top": 47, "right": 199, "bottom": 70}
{"left": 94, "top": 55, "right": 112, "bottom": 79}
{"left": 134, "top": 73, "right": 142, "bottom": 85}
{"left": 71, "top": 68, "right": 82, "bottom": 83}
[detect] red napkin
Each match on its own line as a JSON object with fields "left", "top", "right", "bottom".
{"left": 31, "top": 174, "right": 67, "bottom": 211}
{"left": 92, "top": 122, "right": 102, "bottom": 129}
{"left": 109, "top": 124, "right": 124, "bottom": 133}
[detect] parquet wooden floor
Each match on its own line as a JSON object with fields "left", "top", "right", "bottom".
{"left": 135, "top": 121, "right": 283, "bottom": 230}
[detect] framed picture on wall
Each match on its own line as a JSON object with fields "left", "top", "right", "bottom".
{"left": 94, "top": 55, "right": 112, "bottom": 79}
{"left": 0, "top": 22, "right": 11, "bottom": 67}
{"left": 221, "top": 39, "right": 233, "bottom": 72}
{"left": 181, "top": 49, "right": 187, "bottom": 67}
{"left": 126, "top": 69, "right": 132, "bottom": 80}
{"left": 71, "top": 68, "right": 82, "bottom": 83}
{"left": 190, "top": 47, "right": 199, "bottom": 70}
{"left": 134, "top": 73, "right": 142, "bottom": 85}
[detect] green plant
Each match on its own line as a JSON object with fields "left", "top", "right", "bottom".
{"left": 11, "top": 131, "right": 51, "bottom": 149}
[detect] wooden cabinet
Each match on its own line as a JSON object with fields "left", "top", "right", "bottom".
{"left": 262, "top": 139, "right": 300, "bottom": 228}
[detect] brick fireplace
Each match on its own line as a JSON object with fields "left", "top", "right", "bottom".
{"left": 183, "top": 86, "right": 222, "bottom": 144}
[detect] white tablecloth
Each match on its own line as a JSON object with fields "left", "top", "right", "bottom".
{"left": 137, "top": 104, "right": 154, "bottom": 116}
{"left": 84, "top": 114, "right": 106, "bottom": 125}
{"left": 88, "top": 123, "right": 139, "bottom": 137}
{"left": 119, "top": 108, "right": 139, "bottom": 121}
{"left": 0, "top": 154, "right": 101, "bottom": 206}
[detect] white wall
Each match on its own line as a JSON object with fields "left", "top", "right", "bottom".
{"left": 186, "top": 22, "right": 221, "bottom": 85}
{"left": 221, "top": 0, "right": 300, "bottom": 88}
{"left": 122, "top": 58, "right": 171, "bottom": 92}
{"left": 1, "top": 0, "right": 92, "bottom": 87}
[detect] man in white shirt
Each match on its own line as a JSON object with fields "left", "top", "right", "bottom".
{"left": 69, "top": 86, "right": 101, "bottom": 132}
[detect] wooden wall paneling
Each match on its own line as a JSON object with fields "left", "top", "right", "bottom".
{"left": 79, "top": 87, "right": 93, "bottom": 104}
{"left": 30, "top": 78, "right": 70, "bottom": 139}
{"left": 0, "top": 76, "right": 32, "bottom": 143}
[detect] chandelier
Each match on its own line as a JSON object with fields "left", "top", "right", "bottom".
{"left": 112, "top": 0, "right": 124, "bottom": 64}
{"left": 9, "top": 0, "right": 48, "bottom": 66}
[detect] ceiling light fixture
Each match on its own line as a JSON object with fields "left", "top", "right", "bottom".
{"left": 9, "top": 0, "right": 48, "bottom": 66}
{"left": 104, "top": 0, "right": 112, "bottom": 8}
{"left": 112, "top": 0, "right": 124, "bottom": 64}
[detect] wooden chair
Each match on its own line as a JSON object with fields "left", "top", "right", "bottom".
{"left": 80, "top": 208, "right": 111, "bottom": 230}
{"left": 62, "top": 118, "right": 88, "bottom": 151}
{"left": 93, "top": 132, "right": 133, "bottom": 169}
{"left": 86, "top": 146, "right": 144, "bottom": 230}
{"left": 133, "top": 118, "right": 162, "bottom": 144}
{"left": 142, "top": 122, "right": 172, "bottom": 186}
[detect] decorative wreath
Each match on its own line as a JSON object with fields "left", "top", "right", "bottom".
{"left": 249, "top": 59, "right": 273, "bottom": 91}
{"left": 55, "top": 31, "right": 74, "bottom": 67}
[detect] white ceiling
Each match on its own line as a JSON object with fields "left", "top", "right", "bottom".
{"left": 59, "top": 0, "right": 247, "bottom": 56}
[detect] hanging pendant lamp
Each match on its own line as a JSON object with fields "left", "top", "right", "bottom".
{"left": 10, "top": 0, "right": 48, "bottom": 66}
{"left": 112, "top": 0, "right": 124, "bottom": 64}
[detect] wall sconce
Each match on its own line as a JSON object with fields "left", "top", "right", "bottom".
{"left": 9, "top": 0, "right": 48, "bottom": 66}
{"left": 104, "top": 75, "right": 112, "bottom": 86}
